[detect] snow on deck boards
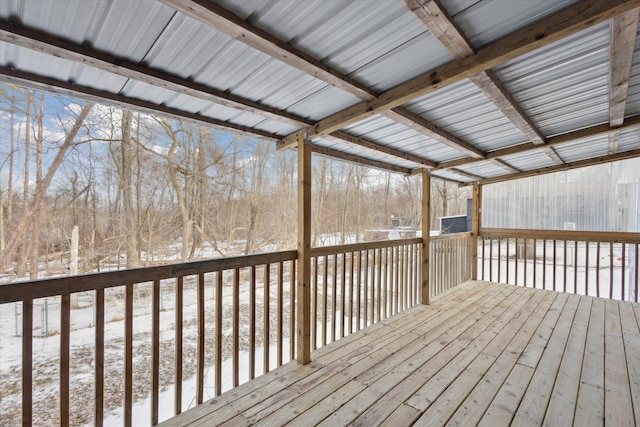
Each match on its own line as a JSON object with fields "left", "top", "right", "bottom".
{"left": 159, "top": 281, "right": 640, "bottom": 426}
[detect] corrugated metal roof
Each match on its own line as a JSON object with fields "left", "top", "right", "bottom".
{"left": 404, "top": 79, "right": 529, "bottom": 152}
{"left": 495, "top": 22, "right": 610, "bottom": 137}
{"left": 0, "top": 0, "right": 638, "bottom": 184}
{"left": 553, "top": 134, "right": 610, "bottom": 162}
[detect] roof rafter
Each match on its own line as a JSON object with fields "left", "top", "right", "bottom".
{"left": 281, "top": 0, "right": 640, "bottom": 148}
{"left": 463, "top": 148, "right": 640, "bottom": 186}
{"left": 610, "top": 8, "right": 640, "bottom": 127}
{"left": 490, "top": 159, "right": 521, "bottom": 174}
{"left": 0, "top": 66, "right": 411, "bottom": 175}
{"left": 0, "top": 19, "right": 307, "bottom": 127}
{"left": 437, "top": 114, "right": 640, "bottom": 171}
{"left": 161, "top": 0, "right": 475, "bottom": 163}
{"left": 449, "top": 168, "right": 484, "bottom": 181}
{"left": 0, "top": 19, "right": 436, "bottom": 170}
{"left": 403, "top": 0, "right": 546, "bottom": 145}
{"left": 382, "top": 109, "right": 485, "bottom": 158}
{"left": 608, "top": 7, "right": 639, "bottom": 154}
{"left": 159, "top": 0, "right": 378, "bottom": 101}
{"left": 403, "top": 0, "right": 565, "bottom": 165}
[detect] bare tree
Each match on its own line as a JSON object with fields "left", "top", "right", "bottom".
{"left": 0, "top": 102, "right": 94, "bottom": 261}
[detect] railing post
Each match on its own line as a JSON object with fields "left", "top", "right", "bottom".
{"left": 422, "top": 169, "right": 431, "bottom": 304}
{"left": 297, "top": 138, "right": 312, "bottom": 364}
{"left": 472, "top": 182, "right": 482, "bottom": 280}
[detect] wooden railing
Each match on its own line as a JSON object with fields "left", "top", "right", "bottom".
{"left": 0, "top": 238, "right": 425, "bottom": 426}
{"left": 429, "top": 232, "right": 473, "bottom": 299}
{"left": 309, "top": 238, "right": 423, "bottom": 350}
{"left": 479, "top": 228, "right": 640, "bottom": 301}
{"left": 0, "top": 251, "right": 297, "bottom": 426}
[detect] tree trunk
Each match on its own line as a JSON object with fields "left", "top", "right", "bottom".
{"left": 120, "top": 109, "right": 141, "bottom": 268}
{"left": 29, "top": 92, "right": 45, "bottom": 279}
{"left": 0, "top": 102, "right": 94, "bottom": 261}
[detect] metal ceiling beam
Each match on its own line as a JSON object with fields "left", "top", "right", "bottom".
{"left": 437, "top": 114, "right": 640, "bottom": 170}
{"left": 464, "top": 148, "right": 640, "bottom": 186}
{"left": 0, "top": 19, "right": 437, "bottom": 171}
{"left": 608, "top": 8, "right": 640, "bottom": 154}
{"left": 281, "top": 0, "right": 640, "bottom": 148}
{"left": 0, "top": 66, "right": 411, "bottom": 175}
{"left": 161, "top": 0, "right": 474, "bottom": 164}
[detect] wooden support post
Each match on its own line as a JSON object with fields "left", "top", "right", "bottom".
{"left": 297, "top": 138, "right": 312, "bottom": 364}
{"left": 471, "top": 182, "right": 482, "bottom": 280}
{"left": 421, "top": 170, "right": 431, "bottom": 304}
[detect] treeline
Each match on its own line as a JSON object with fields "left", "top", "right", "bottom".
{"left": 0, "top": 84, "right": 469, "bottom": 282}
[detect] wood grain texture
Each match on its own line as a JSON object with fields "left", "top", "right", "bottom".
{"left": 159, "top": 281, "right": 640, "bottom": 427}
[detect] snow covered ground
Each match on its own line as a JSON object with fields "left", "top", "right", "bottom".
{"left": 3, "top": 238, "right": 633, "bottom": 425}
{"left": 0, "top": 273, "right": 298, "bottom": 426}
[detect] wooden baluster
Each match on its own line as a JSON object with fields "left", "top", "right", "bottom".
{"left": 323, "top": 255, "right": 328, "bottom": 346}
{"left": 481, "top": 237, "right": 486, "bottom": 281}
{"left": 60, "top": 295, "right": 70, "bottom": 427}
{"left": 313, "top": 257, "right": 318, "bottom": 350}
{"left": 151, "top": 281, "right": 159, "bottom": 425}
{"left": 371, "top": 249, "right": 376, "bottom": 322}
{"left": 249, "top": 266, "right": 256, "bottom": 379}
{"left": 349, "top": 252, "right": 354, "bottom": 335}
{"left": 635, "top": 244, "right": 639, "bottom": 302}
{"left": 383, "top": 248, "right": 389, "bottom": 319}
{"left": 340, "top": 253, "right": 346, "bottom": 338}
{"left": 331, "top": 255, "right": 337, "bottom": 342}
{"left": 277, "top": 262, "right": 283, "bottom": 367}
{"left": 124, "top": 285, "right": 133, "bottom": 427}
{"left": 233, "top": 269, "right": 240, "bottom": 387}
{"left": 264, "top": 264, "right": 270, "bottom": 373}
{"left": 622, "top": 244, "right": 627, "bottom": 301}
{"left": 489, "top": 236, "right": 494, "bottom": 282}
{"left": 573, "top": 241, "right": 578, "bottom": 294}
{"left": 585, "top": 242, "right": 589, "bottom": 296}
{"left": 394, "top": 246, "right": 400, "bottom": 315}
{"left": 610, "top": 242, "right": 614, "bottom": 299}
{"left": 196, "top": 274, "right": 205, "bottom": 403}
{"left": 563, "top": 241, "right": 568, "bottom": 293}
{"left": 596, "top": 243, "right": 601, "bottom": 298}
{"left": 216, "top": 272, "right": 223, "bottom": 395}
{"left": 497, "top": 238, "right": 502, "bottom": 283}
{"left": 23, "top": 299, "right": 33, "bottom": 427}
{"left": 363, "top": 251, "right": 369, "bottom": 326}
{"left": 542, "top": 240, "right": 546, "bottom": 289}
{"left": 533, "top": 239, "right": 537, "bottom": 288}
{"left": 506, "top": 238, "right": 511, "bottom": 285}
{"left": 553, "top": 240, "right": 557, "bottom": 291}
{"left": 515, "top": 238, "right": 519, "bottom": 286}
{"left": 356, "top": 251, "right": 362, "bottom": 331}
{"left": 175, "top": 277, "right": 183, "bottom": 415}
{"left": 523, "top": 238, "right": 528, "bottom": 288}
{"left": 96, "top": 288, "right": 105, "bottom": 426}
{"left": 290, "top": 260, "right": 296, "bottom": 361}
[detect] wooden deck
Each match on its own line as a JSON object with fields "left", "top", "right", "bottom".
{"left": 160, "top": 280, "right": 640, "bottom": 426}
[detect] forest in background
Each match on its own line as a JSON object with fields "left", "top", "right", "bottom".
{"left": 0, "top": 83, "right": 470, "bottom": 283}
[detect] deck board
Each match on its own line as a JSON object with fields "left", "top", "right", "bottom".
{"left": 159, "top": 281, "right": 640, "bottom": 427}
